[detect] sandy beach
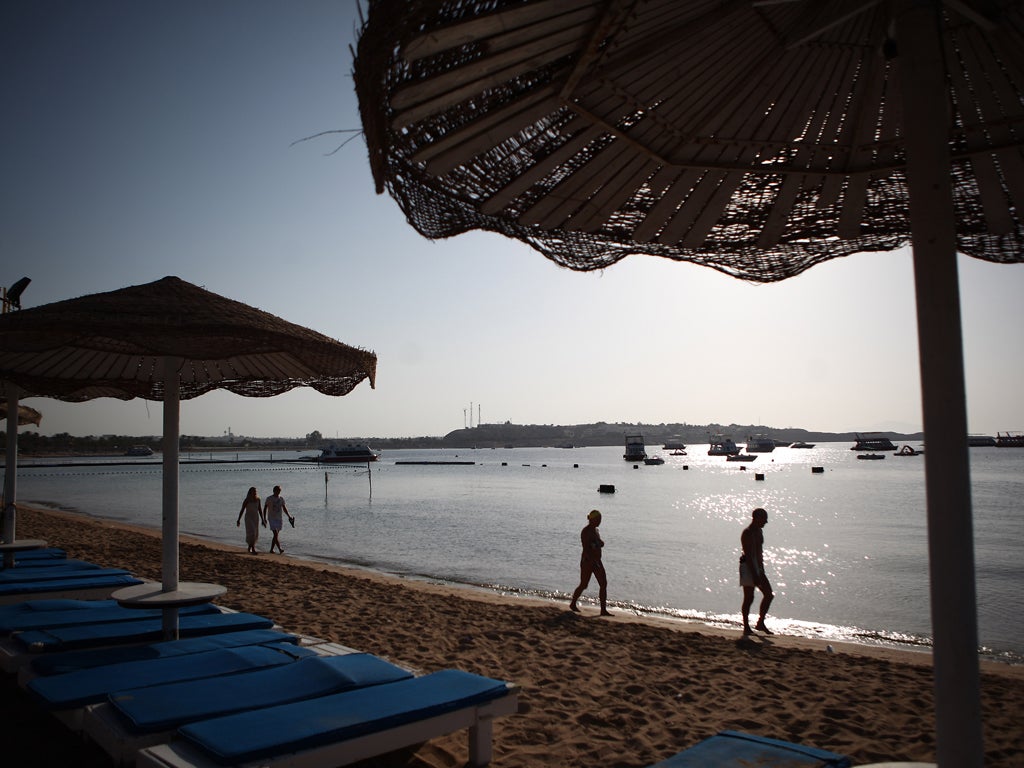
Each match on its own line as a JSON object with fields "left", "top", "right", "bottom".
{"left": 6, "top": 504, "right": 1023, "bottom": 767}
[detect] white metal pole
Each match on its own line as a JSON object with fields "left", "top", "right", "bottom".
{"left": 162, "top": 357, "right": 181, "bottom": 638}
{"left": 897, "top": 3, "right": 982, "bottom": 765}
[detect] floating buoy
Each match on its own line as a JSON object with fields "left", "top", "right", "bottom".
{"left": 573, "top": 463, "right": 579, "bottom": 468}
{"left": 755, "top": 473, "right": 765, "bottom": 481}
{"left": 598, "top": 484, "right": 615, "bottom": 493}
{"left": 501, "top": 462, "right": 507, "bottom": 466}
{"left": 683, "top": 465, "right": 689, "bottom": 470}
{"left": 811, "top": 466, "right": 824, "bottom": 473}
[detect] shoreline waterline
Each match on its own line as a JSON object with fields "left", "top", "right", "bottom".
{"left": 18, "top": 500, "right": 1018, "bottom": 669}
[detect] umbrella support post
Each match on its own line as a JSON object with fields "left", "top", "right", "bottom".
{"left": 2, "top": 383, "right": 16, "bottom": 545}
{"left": 162, "top": 358, "right": 181, "bottom": 636}
{"left": 898, "top": 3, "right": 983, "bottom": 766}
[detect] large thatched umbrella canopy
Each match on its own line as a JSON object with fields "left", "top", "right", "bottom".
{"left": 355, "top": 0, "right": 1024, "bottom": 276}
{"left": 0, "top": 276, "right": 376, "bottom": 635}
{"left": 353, "top": 2, "right": 1023, "bottom": 766}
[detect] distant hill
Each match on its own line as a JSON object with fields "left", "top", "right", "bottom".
{"left": 361, "top": 422, "right": 925, "bottom": 450}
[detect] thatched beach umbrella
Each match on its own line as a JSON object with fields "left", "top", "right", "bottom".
{"left": 352, "top": 2, "right": 1024, "bottom": 765}
{"left": 0, "top": 276, "right": 377, "bottom": 635}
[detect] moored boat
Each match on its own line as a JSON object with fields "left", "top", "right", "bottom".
{"left": 643, "top": 456, "right": 665, "bottom": 465}
{"left": 851, "top": 433, "right": 897, "bottom": 451}
{"left": 857, "top": 453, "right": 886, "bottom": 460}
{"left": 318, "top": 444, "right": 380, "bottom": 463}
{"left": 896, "top": 445, "right": 923, "bottom": 456}
{"left": 789, "top": 441, "right": 815, "bottom": 449}
{"left": 623, "top": 434, "right": 647, "bottom": 462}
{"left": 726, "top": 453, "right": 757, "bottom": 462}
{"left": 707, "top": 434, "right": 739, "bottom": 456}
{"left": 996, "top": 431, "right": 1024, "bottom": 447}
{"left": 745, "top": 435, "right": 776, "bottom": 453}
{"left": 125, "top": 445, "right": 154, "bottom": 457}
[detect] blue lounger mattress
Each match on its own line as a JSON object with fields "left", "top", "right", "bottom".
{"left": 4, "top": 547, "right": 67, "bottom": 561}
{"left": 13, "top": 611, "right": 275, "bottom": 653}
{"left": 106, "top": 653, "right": 413, "bottom": 733}
{"left": 649, "top": 731, "right": 852, "bottom": 767}
{"left": 176, "top": 669, "right": 515, "bottom": 765}
{"left": 29, "top": 642, "right": 316, "bottom": 709}
{"left": 3, "top": 558, "right": 97, "bottom": 570}
{"left": 29, "top": 628, "right": 300, "bottom": 677}
{"left": 0, "top": 565, "right": 129, "bottom": 583}
{"left": 0, "top": 602, "right": 220, "bottom": 635}
{"left": 0, "top": 598, "right": 120, "bottom": 620}
{"left": 0, "top": 573, "right": 143, "bottom": 597}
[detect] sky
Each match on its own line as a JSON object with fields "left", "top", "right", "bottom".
{"left": 2, "top": 1, "right": 1022, "bottom": 441}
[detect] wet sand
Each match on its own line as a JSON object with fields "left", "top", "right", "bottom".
{"left": 6, "top": 504, "right": 1023, "bottom": 767}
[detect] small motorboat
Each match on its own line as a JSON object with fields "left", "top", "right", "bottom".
{"left": 643, "top": 456, "right": 665, "bottom": 465}
{"left": 789, "top": 441, "right": 815, "bottom": 449}
{"left": 857, "top": 453, "right": 886, "bottom": 460}
{"left": 726, "top": 454, "right": 757, "bottom": 462}
{"left": 669, "top": 449, "right": 687, "bottom": 456}
{"left": 896, "top": 445, "right": 923, "bottom": 456}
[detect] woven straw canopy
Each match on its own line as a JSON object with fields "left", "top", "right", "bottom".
{"left": 0, "top": 403, "right": 41, "bottom": 427}
{"left": 0, "top": 276, "right": 377, "bottom": 402}
{"left": 355, "top": 0, "right": 1024, "bottom": 279}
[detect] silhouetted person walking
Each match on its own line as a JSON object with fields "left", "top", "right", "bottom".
{"left": 570, "top": 510, "right": 611, "bottom": 616}
{"left": 740, "top": 507, "right": 774, "bottom": 634}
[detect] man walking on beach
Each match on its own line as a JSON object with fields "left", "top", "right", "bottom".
{"left": 740, "top": 507, "right": 774, "bottom": 634}
{"left": 570, "top": 509, "right": 611, "bottom": 616}
{"left": 263, "top": 485, "right": 294, "bottom": 554}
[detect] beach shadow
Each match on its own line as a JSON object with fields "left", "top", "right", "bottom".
{"left": 736, "top": 634, "right": 775, "bottom": 652}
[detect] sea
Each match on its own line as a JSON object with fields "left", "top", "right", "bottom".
{"left": 10, "top": 441, "right": 1024, "bottom": 665}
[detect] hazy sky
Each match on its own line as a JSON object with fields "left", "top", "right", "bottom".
{"left": 3, "top": 1, "right": 1022, "bottom": 440}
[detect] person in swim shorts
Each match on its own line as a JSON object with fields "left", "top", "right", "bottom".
{"left": 263, "top": 485, "right": 294, "bottom": 554}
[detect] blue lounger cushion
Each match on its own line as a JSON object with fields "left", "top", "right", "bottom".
{"left": 6, "top": 547, "right": 67, "bottom": 560}
{"left": 0, "top": 565, "right": 128, "bottom": 583}
{"left": 14, "top": 611, "right": 275, "bottom": 653}
{"left": 30, "top": 628, "right": 300, "bottom": 676}
{"left": 0, "top": 573, "right": 143, "bottom": 597}
{"left": 109, "top": 653, "right": 414, "bottom": 733}
{"left": 0, "top": 598, "right": 119, "bottom": 620}
{"left": 4, "top": 558, "right": 96, "bottom": 570}
{"left": 178, "top": 669, "right": 514, "bottom": 765}
{"left": 29, "top": 642, "right": 316, "bottom": 709}
{"left": 649, "top": 731, "right": 852, "bottom": 767}
{"left": 0, "top": 602, "right": 220, "bottom": 635}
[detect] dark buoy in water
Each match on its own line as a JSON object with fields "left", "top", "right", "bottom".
{"left": 812, "top": 466, "right": 825, "bottom": 474}
{"left": 598, "top": 484, "right": 615, "bottom": 494}
{"left": 755, "top": 473, "right": 765, "bottom": 481}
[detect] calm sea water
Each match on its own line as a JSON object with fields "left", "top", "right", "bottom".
{"left": 11, "top": 442, "right": 1024, "bottom": 663}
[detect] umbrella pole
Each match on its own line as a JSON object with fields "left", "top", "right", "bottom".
{"left": 161, "top": 357, "right": 181, "bottom": 639}
{"left": 2, "top": 383, "right": 17, "bottom": 547}
{"left": 897, "top": 4, "right": 982, "bottom": 766}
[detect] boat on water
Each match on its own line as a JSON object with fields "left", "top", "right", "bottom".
{"left": 896, "top": 445, "right": 923, "bottom": 456}
{"left": 789, "top": 441, "right": 815, "bottom": 449}
{"left": 745, "top": 435, "right": 776, "bottom": 453}
{"left": 662, "top": 439, "right": 686, "bottom": 450}
{"left": 996, "top": 431, "right": 1024, "bottom": 447}
{"left": 643, "top": 456, "right": 665, "bottom": 465}
{"left": 726, "top": 454, "right": 757, "bottom": 462}
{"left": 967, "top": 434, "right": 996, "bottom": 447}
{"left": 124, "top": 445, "right": 154, "bottom": 457}
{"left": 317, "top": 444, "right": 380, "bottom": 463}
{"left": 850, "top": 433, "right": 897, "bottom": 452}
{"left": 623, "top": 434, "right": 647, "bottom": 462}
{"left": 857, "top": 453, "right": 886, "bottom": 460}
{"left": 669, "top": 449, "right": 687, "bottom": 456}
{"left": 707, "top": 435, "right": 740, "bottom": 456}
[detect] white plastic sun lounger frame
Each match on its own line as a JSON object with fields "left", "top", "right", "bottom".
{"left": 136, "top": 682, "right": 520, "bottom": 768}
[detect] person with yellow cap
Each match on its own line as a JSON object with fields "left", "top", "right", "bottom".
{"left": 569, "top": 509, "right": 611, "bottom": 616}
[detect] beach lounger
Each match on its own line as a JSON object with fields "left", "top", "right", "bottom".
{"left": 648, "top": 731, "right": 852, "bottom": 767}
{"left": 0, "top": 600, "right": 220, "bottom": 635}
{"left": 23, "top": 628, "right": 301, "bottom": 679}
{"left": 2, "top": 557, "right": 93, "bottom": 570}
{"left": 85, "top": 653, "right": 414, "bottom": 764}
{"left": 0, "top": 564, "right": 129, "bottom": 582}
{"left": 0, "top": 572, "right": 144, "bottom": 605}
{"left": 0, "top": 611, "right": 275, "bottom": 672}
{"left": 136, "top": 669, "right": 520, "bottom": 768}
{"left": 2, "top": 547, "right": 67, "bottom": 561}
{"left": 29, "top": 641, "right": 317, "bottom": 734}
